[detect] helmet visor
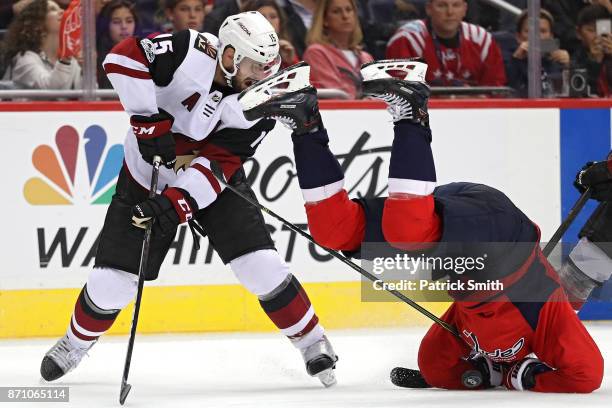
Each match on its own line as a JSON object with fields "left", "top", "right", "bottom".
{"left": 237, "top": 55, "right": 282, "bottom": 81}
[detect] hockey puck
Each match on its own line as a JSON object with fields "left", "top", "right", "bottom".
{"left": 461, "top": 370, "right": 483, "bottom": 388}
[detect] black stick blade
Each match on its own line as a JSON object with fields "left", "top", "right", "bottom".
{"left": 119, "top": 383, "right": 132, "bottom": 405}
{"left": 390, "top": 367, "right": 432, "bottom": 388}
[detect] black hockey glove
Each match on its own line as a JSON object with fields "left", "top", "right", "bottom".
{"left": 503, "top": 358, "right": 553, "bottom": 391}
{"left": 462, "top": 352, "right": 504, "bottom": 389}
{"left": 574, "top": 159, "right": 612, "bottom": 202}
{"left": 579, "top": 201, "right": 612, "bottom": 258}
{"left": 131, "top": 187, "right": 198, "bottom": 236}
{"left": 130, "top": 110, "right": 176, "bottom": 169}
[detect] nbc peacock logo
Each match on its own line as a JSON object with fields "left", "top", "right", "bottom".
{"left": 24, "top": 125, "right": 124, "bottom": 205}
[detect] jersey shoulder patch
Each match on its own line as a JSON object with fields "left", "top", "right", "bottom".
{"left": 194, "top": 33, "right": 218, "bottom": 59}
{"left": 140, "top": 38, "right": 156, "bottom": 63}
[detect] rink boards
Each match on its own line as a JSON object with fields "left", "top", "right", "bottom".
{"left": 0, "top": 99, "right": 611, "bottom": 338}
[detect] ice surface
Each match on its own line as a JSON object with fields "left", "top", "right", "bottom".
{"left": 1, "top": 324, "right": 611, "bottom": 407}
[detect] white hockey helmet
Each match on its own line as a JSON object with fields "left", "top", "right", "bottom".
{"left": 218, "top": 11, "right": 281, "bottom": 87}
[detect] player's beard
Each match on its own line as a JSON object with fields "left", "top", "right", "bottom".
{"left": 232, "top": 76, "right": 256, "bottom": 91}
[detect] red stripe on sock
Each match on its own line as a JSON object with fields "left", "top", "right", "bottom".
{"left": 266, "top": 288, "right": 312, "bottom": 329}
{"left": 74, "top": 300, "right": 117, "bottom": 334}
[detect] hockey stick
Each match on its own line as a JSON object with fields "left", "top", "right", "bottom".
{"left": 119, "top": 155, "right": 162, "bottom": 405}
{"left": 216, "top": 177, "right": 460, "bottom": 338}
{"left": 542, "top": 187, "right": 592, "bottom": 257}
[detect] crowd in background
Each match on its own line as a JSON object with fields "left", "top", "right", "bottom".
{"left": 0, "top": 0, "right": 611, "bottom": 98}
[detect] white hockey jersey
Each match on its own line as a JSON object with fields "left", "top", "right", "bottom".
{"left": 103, "top": 29, "right": 275, "bottom": 210}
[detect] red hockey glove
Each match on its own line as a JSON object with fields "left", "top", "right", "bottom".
{"left": 503, "top": 358, "right": 553, "bottom": 391}
{"left": 131, "top": 188, "right": 198, "bottom": 235}
{"left": 130, "top": 110, "right": 176, "bottom": 169}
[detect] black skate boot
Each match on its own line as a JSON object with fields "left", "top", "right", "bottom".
{"left": 40, "top": 335, "right": 94, "bottom": 381}
{"left": 299, "top": 335, "right": 338, "bottom": 387}
{"left": 238, "top": 62, "right": 322, "bottom": 135}
{"left": 361, "top": 59, "right": 431, "bottom": 126}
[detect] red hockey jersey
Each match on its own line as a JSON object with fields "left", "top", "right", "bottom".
{"left": 386, "top": 20, "right": 506, "bottom": 87}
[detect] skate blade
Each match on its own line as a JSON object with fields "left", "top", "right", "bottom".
{"left": 238, "top": 62, "right": 311, "bottom": 111}
{"left": 361, "top": 59, "right": 428, "bottom": 82}
{"left": 316, "top": 368, "right": 337, "bottom": 388}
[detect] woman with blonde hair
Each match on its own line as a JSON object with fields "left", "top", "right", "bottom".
{"left": 303, "top": 0, "right": 373, "bottom": 99}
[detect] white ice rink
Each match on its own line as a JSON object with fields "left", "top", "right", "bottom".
{"left": 1, "top": 324, "right": 611, "bottom": 408}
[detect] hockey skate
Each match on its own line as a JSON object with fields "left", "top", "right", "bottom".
{"left": 40, "top": 335, "right": 95, "bottom": 381}
{"left": 238, "top": 62, "right": 322, "bottom": 135}
{"left": 361, "top": 59, "right": 431, "bottom": 126}
{"left": 300, "top": 335, "right": 338, "bottom": 387}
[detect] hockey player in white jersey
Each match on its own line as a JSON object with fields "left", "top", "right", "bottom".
{"left": 40, "top": 11, "right": 337, "bottom": 388}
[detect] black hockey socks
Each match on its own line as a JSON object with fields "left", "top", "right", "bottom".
{"left": 291, "top": 127, "right": 344, "bottom": 199}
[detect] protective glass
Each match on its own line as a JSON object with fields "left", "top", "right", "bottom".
{"left": 237, "top": 55, "right": 282, "bottom": 80}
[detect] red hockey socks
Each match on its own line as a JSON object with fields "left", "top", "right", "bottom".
{"left": 259, "top": 275, "right": 324, "bottom": 349}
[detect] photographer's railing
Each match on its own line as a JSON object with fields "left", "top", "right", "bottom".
{"left": 479, "top": 0, "right": 522, "bottom": 17}
{"left": 0, "top": 86, "right": 516, "bottom": 101}
{"left": 0, "top": 88, "right": 353, "bottom": 101}
{"left": 430, "top": 86, "right": 517, "bottom": 97}
{"left": 0, "top": 89, "right": 119, "bottom": 100}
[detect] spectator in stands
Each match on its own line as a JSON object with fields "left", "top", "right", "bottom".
{"left": 1, "top": 0, "right": 81, "bottom": 89}
{"left": 507, "top": 9, "right": 570, "bottom": 97}
{"left": 94, "top": 1, "right": 157, "bottom": 36}
{"left": 97, "top": 0, "right": 139, "bottom": 89}
{"left": 543, "top": 0, "right": 612, "bottom": 53}
{"left": 1, "top": 0, "right": 36, "bottom": 30}
{"left": 303, "top": 0, "right": 373, "bottom": 99}
{"left": 132, "top": 1, "right": 159, "bottom": 35}
{"left": 363, "top": 0, "right": 423, "bottom": 59}
{"left": 202, "top": 0, "right": 240, "bottom": 35}
{"left": 386, "top": 0, "right": 506, "bottom": 87}
{"left": 96, "top": 0, "right": 113, "bottom": 13}
{"left": 282, "top": 0, "right": 318, "bottom": 57}
{"left": 573, "top": 4, "right": 612, "bottom": 97}
{"left": 161, "top": 0, "right": 206, "bottom": 32}
{"left": 241, "top": 0, "right": 299, "bottom": 67}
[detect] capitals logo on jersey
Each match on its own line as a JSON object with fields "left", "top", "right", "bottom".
{"left": 463, "top": 330, "right": 525, "bottom": 362}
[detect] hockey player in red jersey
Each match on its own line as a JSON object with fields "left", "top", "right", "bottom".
{"left": 239, "top": 59, "right": 605, "bottom": 393}
{"left": 40, "top": 12, "right": 337, "bottom": 387}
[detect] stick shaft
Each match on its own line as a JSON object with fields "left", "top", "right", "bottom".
{"left": 218, "top": 178, "right": 459, "bottom": 338}
{"left": 120, "top": 156, "right": 161, "bottom": 403}
{"left": 542, "top": 188, "right": 592, "bottom": 257}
